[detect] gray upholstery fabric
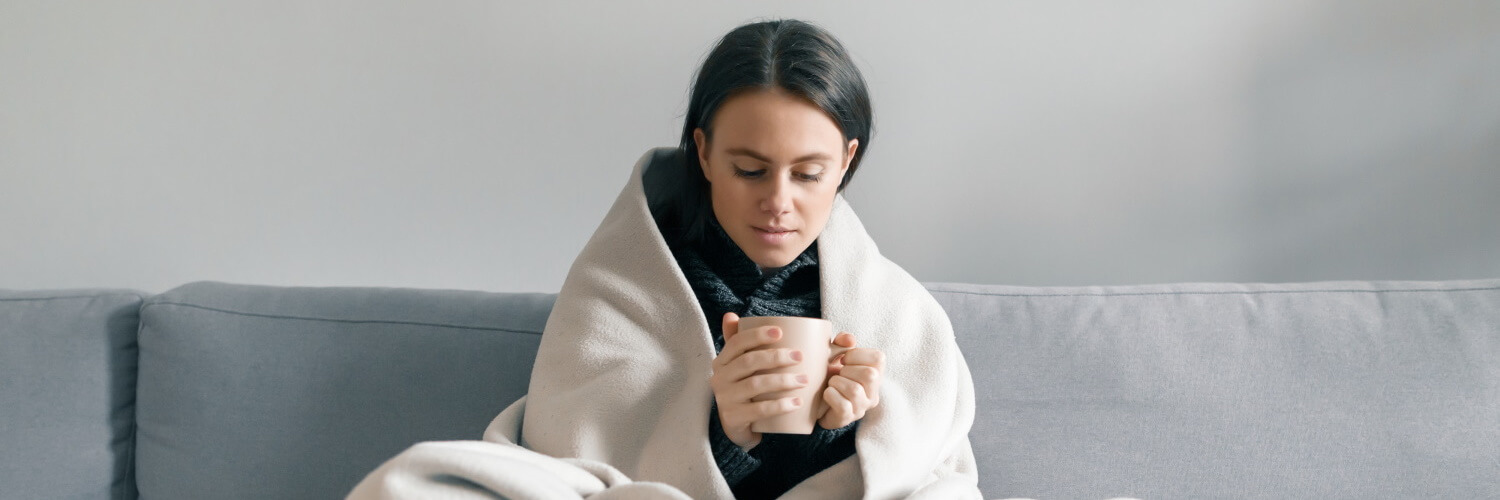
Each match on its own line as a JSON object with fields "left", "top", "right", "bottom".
{"left": 929, "top": 279, "right": 1500, "bottom": 499}
{"left": 1, "top": 288, "right": 145, "bottom": 500}
{"left": 133, "top": 281, "right": 552, "bottom": 500}
{"left": 11, "top": 278, "right": 1498, "bottom": 499}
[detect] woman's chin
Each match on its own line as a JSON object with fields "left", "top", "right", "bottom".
{"left": 747, "top": 247, "right": 807, "bottom": 270}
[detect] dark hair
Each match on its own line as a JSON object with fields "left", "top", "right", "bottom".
{"left": 649, "top": 19, "right": 874, "bottom": 247}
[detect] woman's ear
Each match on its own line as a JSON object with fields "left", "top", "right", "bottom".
{"left": 693, "top": 128, "right": 711, "bottom": 181}
{"left": 838, "top": 138, "right": 859, "bottom": 185}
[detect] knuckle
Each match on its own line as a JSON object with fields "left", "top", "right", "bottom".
{"left": 734, "top": 351, "right": 764, "bottom": 371}
{"left": 749, "top": 375, "right": 780, "bottom": 393}
{"left": 852, "top": 382, "right": 876, "bottom": 402}
{"left": 833, "top": 387, "right": 851, "bottom": 406}
{"left": 846, "top": 350, "right": 867, "bottom": 365}
{"left": 822, "top": 388, "right": 840, "bottom": 406}
{"left": 827, "top": 376, "right": 847, "bottom": 392}
{"left": 850, "top": 381, "right": 868, "bottom": 400}
{"left": 756, "top": 350, "right": 793, "bottom": 369}
{"left": 735, "top": 350, "right": 761, "bottom": 369}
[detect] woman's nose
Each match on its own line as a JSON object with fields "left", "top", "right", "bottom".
{"left": 761, "top": 176, "right": 793, "bottom": 215}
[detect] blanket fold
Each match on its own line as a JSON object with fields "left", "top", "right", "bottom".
{"left": 347, "top": 147, "right": 980, "bottom": 499}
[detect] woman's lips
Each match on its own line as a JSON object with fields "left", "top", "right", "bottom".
{"left": 753, "top": 226, "right": 795, "bottom": 245}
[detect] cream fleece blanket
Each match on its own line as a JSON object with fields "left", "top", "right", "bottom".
{"left": 348, "top": 147, "right": 980, "bottom": 499}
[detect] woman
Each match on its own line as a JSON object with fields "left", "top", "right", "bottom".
{"left": 349, "top": 19, "right": 978, "bottom": 500}
{"left": 650, "top": 19, "right": 889, "bottom": 498}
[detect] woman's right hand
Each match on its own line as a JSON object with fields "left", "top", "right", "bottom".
{"left": 710, "top": 312, "right": 810, "bottom": 450}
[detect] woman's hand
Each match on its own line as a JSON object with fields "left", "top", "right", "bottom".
{"left": 710, "top": 312, "right": 810, "bottom": 450}
{"left": 818, "top": 332, "right": 884, "bottom": 429}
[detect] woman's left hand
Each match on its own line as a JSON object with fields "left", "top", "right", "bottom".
{"left": 818, "top": 332, "right": 885, "bottom": 429}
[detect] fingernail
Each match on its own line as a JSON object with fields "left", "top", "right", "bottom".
{"left": 790, "top": 350, "right": 803, "bottom": 361}
{"left": 792, "top": 397, "right": 802, "bottom": 406}
{"left": 768, "top": 327, "right": 781, "bottom": 339}
{"left": 796, "top": 374, "right": 808, "bottom": 384}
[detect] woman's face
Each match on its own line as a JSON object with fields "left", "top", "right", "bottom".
{"left": 694, "top": 88, "right": 859, "bottom": 269}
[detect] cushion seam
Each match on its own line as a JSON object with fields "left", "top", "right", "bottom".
{"left": 140, "top": 301, "right": 544, "bottom": 336}
{"left": 0, "top": 293, "right": 148, "bottom": 302}
{"left": 926, "top": 285, "right": 1500, "bottom": 298}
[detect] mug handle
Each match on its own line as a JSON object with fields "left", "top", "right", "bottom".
{"left": 813, "top": 338, "right": 855, "bottom": 423}
{"left": 829, "top": 342, "right": 853, "bottom": 365}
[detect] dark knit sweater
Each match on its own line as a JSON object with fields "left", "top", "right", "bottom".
{"left": 670, "top": 216, "right": 859, "bottom": 499}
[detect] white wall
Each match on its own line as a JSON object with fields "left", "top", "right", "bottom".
{"left": 3, "top": 1, "right": 1497, "bottom": 294}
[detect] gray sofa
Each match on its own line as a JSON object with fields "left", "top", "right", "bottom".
{"left": 4, "top": 279, "right": 1498, "bottom": 499}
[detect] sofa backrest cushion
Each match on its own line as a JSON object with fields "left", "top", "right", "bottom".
{"left": 133, "top": 281, "right": 552, "bottom": 500}
{"left": 929, "top": 279, "right": 1500, "bottom": 499}
{"left": 1, "top": 288, "right": 145, "bottom": 500}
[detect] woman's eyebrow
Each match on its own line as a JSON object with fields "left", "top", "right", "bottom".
{"left": 725, "top": 147, "right": 832, "bottom": 164}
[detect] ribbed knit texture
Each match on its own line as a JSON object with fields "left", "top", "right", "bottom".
{"left": 671, "top": 216, "right": 859, "bottom": 499}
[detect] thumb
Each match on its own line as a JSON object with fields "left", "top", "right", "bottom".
{"left": 722, "top": 312, "right": 740, "bottom": 340}
{"left": 833, "top": 332, "right": 857, "bottom": 348}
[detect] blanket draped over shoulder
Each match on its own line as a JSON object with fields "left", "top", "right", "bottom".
{"left": 347, "top": 148, "right": 980, "bottom": 500}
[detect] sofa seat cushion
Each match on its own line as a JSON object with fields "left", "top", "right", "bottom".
{"left": 133, "top": 281, "right": 553, "bottom": 500}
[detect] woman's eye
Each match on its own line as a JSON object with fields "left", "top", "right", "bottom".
{"left": 731, "top": 166, "right": 820, "bottom": 182}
